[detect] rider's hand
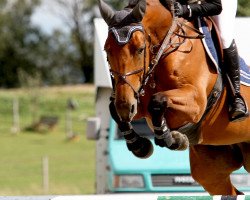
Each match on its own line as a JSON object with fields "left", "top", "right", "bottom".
{"left": 174, "top": 2, "right": 190, "bottom": 18}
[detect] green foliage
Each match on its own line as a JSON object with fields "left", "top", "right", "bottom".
{"left": 0, "top": 0, "right": 86, "bottom": 88}
{"left": 0, "top": 0, "right": 43, "bottom": 88}
{"left": 38, "top": 31, "right": 84, "bottom": 85}
{"left": 106, "top": 0, "right": 126, "bottom": 9}
{"left": 237, "top": 0, "right": 250, "bottom": 16}
{"left": 0, "top": 85, "right": 96, "bottom": 195}
{"left": 53, "top": 0, "right": 96, "bottom": 83}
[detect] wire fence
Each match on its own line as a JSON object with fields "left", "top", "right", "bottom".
{"left": 0, "top": 96, "right": 91, "bottom": 138}
{"left": 0, "top": 87, "right": 96, "bottom": 195}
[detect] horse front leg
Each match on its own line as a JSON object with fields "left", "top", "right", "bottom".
{"left": 148, "top": 85, "right": 206, "bottom": 150}
{"left": 148, "top": 93, "right": 189, "bottom": 150}
{"left": 109, "top": 99, "right": 153, "bottom": 158}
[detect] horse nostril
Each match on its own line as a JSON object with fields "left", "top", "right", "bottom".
{"left": 131, "top": 104, "right": 135, "bottom": 114}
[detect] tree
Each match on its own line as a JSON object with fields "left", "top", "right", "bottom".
{"left": 42, "top": 30, "right": 84, "bottom": 85}
{"left": 0, "top": 0, "right": 42, "bottom": 88}
{"left": 0, "top": 0, "right": 84, "bottom": 88}
{"left": 51, "top": 0, "right": 127, "bottom": 83}
{"left": 50, "top": 0, "right": 95, "bottom": 83}
{"left": 237, "top": 0, "right": 250, "bottom": 16}
{"left": 106, "top": 0, "right": 126, "bottom": 9}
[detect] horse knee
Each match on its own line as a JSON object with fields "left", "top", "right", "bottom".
{"left": 148, "top": 93, "right": 167, "bottom": 124}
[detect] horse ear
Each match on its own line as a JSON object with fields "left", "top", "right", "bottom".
{"left": 98, "top": 0, "right": 115, "bottom": 26}
{"left": 131, "top": 0, "right": 147, "bottom": 22}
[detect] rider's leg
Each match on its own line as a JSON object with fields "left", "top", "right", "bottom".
{"left": 212, "top": 0, "right": 248, "bottom": 121}
{"left": 223, "top": 40, "right": 248, "bottom": 121}
{"left": 212, "top": 0, "right": 237, "bottom": 50}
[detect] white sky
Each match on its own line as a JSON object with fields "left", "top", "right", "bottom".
{"left": 31, "top": 0, "right": 69, "bottom": 34}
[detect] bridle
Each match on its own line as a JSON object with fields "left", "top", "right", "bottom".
{"left": 109, "top": 42, "right": 147, "bottom": 101}
{"left": 109, "top": 34, "right": 148, "bottom": 102}
{"left": 108, "top": 0, "right": 204, "bottom": 102}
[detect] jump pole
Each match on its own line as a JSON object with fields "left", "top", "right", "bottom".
{"left": 0, "top": 195, "right": 250, "bottom": 200}
{"left": 158, "top": 196, "right": 250, "bottom": 200}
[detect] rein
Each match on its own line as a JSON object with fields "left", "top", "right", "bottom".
{"left": 137, "top": 1, "right": 204, "bottom": 97}
{"left": 137, "top": 1, "right": 179, "bottom": 97}
{"left": 109, "top": 0, "right": 204, "bottom": 101}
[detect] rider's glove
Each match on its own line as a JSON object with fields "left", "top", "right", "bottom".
{"left": 174, "top": 2, "right": 192, "bottom": 18}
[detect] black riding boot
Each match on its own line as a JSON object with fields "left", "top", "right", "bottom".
{"left": 223, "top": 40, "right": 248, "bottom": 122}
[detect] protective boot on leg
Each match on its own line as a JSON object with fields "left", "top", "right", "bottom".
{"left": 223, "top": 40, "right": 249, "bottom": 122}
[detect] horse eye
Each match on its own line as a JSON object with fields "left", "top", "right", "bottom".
{"left": 106, "top": 51, "right": 111, "bottom": 62}
{"left": 137, "top": 47, "right": 144, "bottom": 54}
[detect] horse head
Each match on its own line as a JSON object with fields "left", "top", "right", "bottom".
{"left": 99, "top": 0, "right": 148, "bottom": 121}
{"left": 98, "top": 0, "right": 152, "bottom": 122}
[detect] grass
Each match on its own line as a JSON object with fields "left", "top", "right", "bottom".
{"left": 0, "top": 84, "right": 96, "bottom": 195}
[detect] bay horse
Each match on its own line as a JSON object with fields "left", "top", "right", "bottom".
{"left": 98, "top": 0, "right": 250, "bottom": 195}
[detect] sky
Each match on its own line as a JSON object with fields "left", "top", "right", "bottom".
{"left": 31, "top": 0, "right": 69, "bottom": 34}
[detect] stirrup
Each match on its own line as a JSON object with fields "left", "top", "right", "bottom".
{"left": 229, "top": 94, "right": 249, "bottom": 122}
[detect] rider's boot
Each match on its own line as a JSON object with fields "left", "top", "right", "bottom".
{"left": 223, "top": 40, "right": 249, "bottom": 122}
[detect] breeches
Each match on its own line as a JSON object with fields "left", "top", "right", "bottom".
{"left": 212, "top": 0, "right": 238, "bottom": 49}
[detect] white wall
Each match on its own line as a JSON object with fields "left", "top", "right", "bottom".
{"left": 94, "top": 18, "right": 112, "bottom": 88}
{"left": 235, "top": 18, "right": 250, "bottom": 65}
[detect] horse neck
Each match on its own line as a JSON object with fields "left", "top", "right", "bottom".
{"left": 142, "top": 0, "right": 219, "bottom": 104}
{"left": 142, "top": 0, "right": 173, "bottom": 44}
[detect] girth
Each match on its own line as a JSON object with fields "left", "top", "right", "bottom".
{"left": 177, "top": 73, "right": 223, "bottom": 145}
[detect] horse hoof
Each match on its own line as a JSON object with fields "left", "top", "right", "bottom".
{"left": 131, "top": 137, "right": 154, "bottom": 159}
{"left": 169, "top": 131, "right": 189, "bottom": 151}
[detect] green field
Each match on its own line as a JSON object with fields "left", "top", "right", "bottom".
{"left": 0, "top": 85, "right": 96, "bottom": 195}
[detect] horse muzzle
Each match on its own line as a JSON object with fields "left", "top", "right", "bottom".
{"left": 115, "top": 99, "right": 138, "bottom": 122}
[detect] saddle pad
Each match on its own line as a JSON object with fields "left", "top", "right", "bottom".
{"left": 240, "top": 57, "right": 250, "bottom": 86}
{"left": 198, "top": 18, "right": 250, "bottom": 86}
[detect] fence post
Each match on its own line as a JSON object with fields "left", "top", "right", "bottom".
{"left": 66, "top": 105, "right": 73, "bottom": 139}
{"left": 11, "top": 98, "right": 20, "bottom": 134}
{"left": 65, "top": 98, "right": 78, "bottom": 139}
{"left": 42, "top": 156, "right": 49, "bottom": 194}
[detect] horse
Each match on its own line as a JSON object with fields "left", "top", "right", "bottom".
{"left": 98, "top": 0, "right": 250, "bottom": 195}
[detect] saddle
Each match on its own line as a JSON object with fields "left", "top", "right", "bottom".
{"left": 197, "top": 16, "right": 249, "bottom": 121}
{"left": 197, "top": 17, "right": 222, "bottom": 73}
{"left": 197, "top": 17, "right": 250, "bottom": 87}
